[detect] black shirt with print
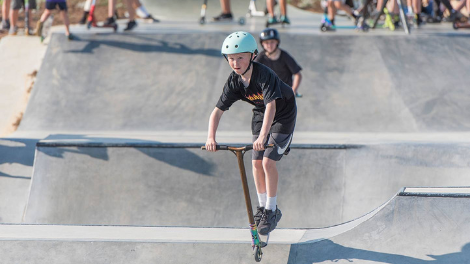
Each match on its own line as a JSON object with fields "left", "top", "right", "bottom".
{"left": 216, "top": 62, "right": 297, "bottom": 135}
{"left": 255, "top": 49, "right": 302, "bottom": 87}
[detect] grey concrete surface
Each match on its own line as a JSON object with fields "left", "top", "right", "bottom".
{"left": 3, "top": 189, "right": 470, "bottom": 263}
{"left": 23, "top": 142, "right": 470, "bottom": 227}
{"left": 292, "top": 195, "right": 470, "bottom": 264}
{"left": 18, "top": 33, "right": 470, "bottom": 133}
{"left": 0, "top": 137, "right": 38, "bottom": 223}
{"left": 1, "top": 1, "right": 470, "bottom": 262}
{"left": 0, "top": 36, "right": 47, "bottom": 137}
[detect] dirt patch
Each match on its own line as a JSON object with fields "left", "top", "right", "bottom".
{"left": 289, "top": 0, "right": 323, "bottom": 13}
{"left": 2, "top": 70, "right": 36, "bottom": 136}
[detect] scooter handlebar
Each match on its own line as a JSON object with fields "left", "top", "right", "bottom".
{"left": 201, "top": 144, "right": 274, "bottom": 151}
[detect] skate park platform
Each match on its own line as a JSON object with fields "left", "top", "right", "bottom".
{"left": 1, "top": 0, "right": 470, "bottom": 262}
{"left": 2, "top": 188, "right": 470, "bottom": 263}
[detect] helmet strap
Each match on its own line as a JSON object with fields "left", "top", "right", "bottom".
{"left": 241, "top": 52, "right": 258, "bottom": 76}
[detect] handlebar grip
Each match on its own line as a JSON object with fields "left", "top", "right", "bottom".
{"left": 201, "top": 145, "right": 229, "bottom": 150}
{"left": 244, "top": 144, "right": 274, "bottom": 151}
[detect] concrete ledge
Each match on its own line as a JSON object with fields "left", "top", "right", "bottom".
{"left": 0, "top": 225, "right": 306, "bottom": 244}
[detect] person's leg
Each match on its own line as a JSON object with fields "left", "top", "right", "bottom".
{"left": 262, "top": 158, "right": 278, "bottom": 199}
{"left": 280, "top": 0, "right": 287, "bottom": 15}
{"left": 388, "top": 0, "right": 398, "bottom": 14}
{"left": 80, "top": 0, "right": 92, "bottom": 24}
{"left": 213, "top": 0, "right": 232, "bottom": 20}
{"left": 252, "top": 158, "right": 267, "bottom": 223}
{"left": 252, "top": 138, "right": 267, "bottom": 227}
{"left": 123, "top": 0, "right": 137, "bottom": 30}
{"left": 253, "top": 160, "right": 267, "bottom": 196}
{"left": 40, "top": 8, "right": 51, "bottom": 23}
{"left": 9, "top": 8, "right": 19, "bottom": 34}
{"left": 220, "top": 0, "right": 231, "bottom": 13}
{"left": 257, "top": 157, "right": 282, "bottom": 235}
{"left": 376, "top": 0, "right": 383, "bottom": 11}
{"left": 103, "top": 0, "right": 116, "bottom": 25}
{"left": 454, "top": 0, "right": 465, "bottom": 11}
{"left": 467, "top": 0, "right": 470, "bottom": 17}
{"left": 2, "top": 0, "right": 11, "bottom": 21}
{"left": 133, "top": 0, "right": 147, "bottom": 17}
{"left": 2, "top": 0, "right": 11, "bottom": 29}
{"left": 328, "top": 0, "right": 336, "bottom": 22}
{"left": 267, "top": 0, "right": 275, "bottom": 16}
{"left": 334, "top": 1, "right": 355, "bottom": 16}
{"left": 36, "top": 8, "right": 50, "bottom": 36}
{"left": 279, "top": 0, "right": 290, "bottom": 23}
{"left": 108, "top": 0, "right": 115, "bottom": 18}
{"left": 60, "top": 11, "right": 70, "bottom": 36}
{"left": 25, "top": 0, "right": 36, "bottom": 31}
{"left": 125, "top": 0, "right": 135, "bottom": 20}
{"left": 438, "top": 0, "right": 457, "bottom": 19}
{"left": 256, "top": 132, "right": 292, "bottom": 235}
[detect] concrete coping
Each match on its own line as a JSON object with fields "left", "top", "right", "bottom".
{"left": 0, "top": 225, "right": 307, "bottom": 244}
{"left": 35, "top": 140, "right": 360, "bottom": 150}
{"left": 400, "top": 187, "right": 470, "bottom": 197}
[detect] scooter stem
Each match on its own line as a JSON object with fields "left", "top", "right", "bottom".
{"left": 235, "top": 150, "right": 255, "bottom": 225}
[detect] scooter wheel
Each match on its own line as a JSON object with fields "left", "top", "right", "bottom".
{"left": 254, "top": 246, "right": 262, "bottom": 262}
{"left": 113, "top": 25, "right": 118, "bottom": 32}
{"left": 239, "top": 17, "right": 246, "bottom": 25}
{"left": 199, "top": 17, "right": 206, "bottom": 25}
{"left": 453, "top": 22, "right": 459, "bottom": 30}
{"left": 87, "top": 21, "right": 92, "bottom": 29}
{"left": 320, "top": 25, "right": 328, "bottom": 32}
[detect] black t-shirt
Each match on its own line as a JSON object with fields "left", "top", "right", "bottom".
{"left": 216, "top": 62, "right": 297, "bottom": 135}
{"left": 255, "top": 49, "right": 302, "bottom": 87}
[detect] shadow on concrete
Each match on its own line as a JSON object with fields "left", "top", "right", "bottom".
{"left": 66, "top": 36, "right": 221, "bottom": 57}
{"left": 39, "top": 134, "right": 216, "bottom": 176}
{"left": 0, "top": 138, "right": 37, "bottom": 179}
{"left": 288, "top": 240, "right": 470, "bottom": 263}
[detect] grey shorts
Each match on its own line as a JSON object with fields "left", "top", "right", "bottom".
{"left": 12, "top": 0, "right": 37, "bottom": 10}
{"left": 252, "top": 133, "right": 293, "bottom": 161}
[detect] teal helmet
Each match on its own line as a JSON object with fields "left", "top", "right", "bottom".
{"left": 221, "top": 31, "right": 258, "bottom": 75}
{"left": 221, "top": 31, "right": 258, "bottom": 56}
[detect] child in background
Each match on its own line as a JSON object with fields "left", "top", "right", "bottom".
{"left": 255, "top": 28, "right": 303, "bottom": 97}
{"left": 9, "top": 0, "right": 36, "bottom": 35}
{"left": 36, "top": 0, "right": 74, "bottom": 40}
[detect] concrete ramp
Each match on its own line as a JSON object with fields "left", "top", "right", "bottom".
{"left": 4, "top": 188, "right": 470, "bottom": 263}
{"left": 23, "top": 141, "right": 470, "bottom": 227}
{"left": 291, "top": 188, "right": 470, "bottom": 263}
{"left": 18, "top": 33, "right": 470, "bottom": 133}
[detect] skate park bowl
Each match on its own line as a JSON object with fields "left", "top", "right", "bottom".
{"left": 2, "top": 0, "right": 470, "bottom": 262}
{"left": 21, "top": 140, "right": 470, "bottom": 228}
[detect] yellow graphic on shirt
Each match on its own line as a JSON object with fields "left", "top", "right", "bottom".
{"left": 246, "top": 93, "right": 264, "bottom": 102}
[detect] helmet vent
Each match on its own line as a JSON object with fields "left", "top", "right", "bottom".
{"left": 235, "top": 45, "right": 238, "bottom": 48}
{"left": 226, "top": 45, "right": 229, "bottom": 48}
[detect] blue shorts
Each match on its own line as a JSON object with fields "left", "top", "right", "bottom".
{"left": 252, "top": 133, "right": 293, "bottom": 161}
{"left": 46, "top": 1, "right": 67, "bottom": 11}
